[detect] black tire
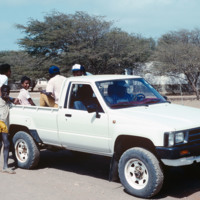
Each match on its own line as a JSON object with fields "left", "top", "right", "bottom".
{"left": 12, "top": 131, "right": 40, "bottom": 169}
{"left": 118, "top": 147, "right": 164, "bottom": 198}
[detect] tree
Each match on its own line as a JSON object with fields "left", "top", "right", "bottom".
{"left": 16, "top": 11, "right": 112, "bottom": 73}
{"left": 0, "top": 51, "right": 55, "bottom": 87}
{"left": 88, "top": 29, "right": 155, "bottom": 74}
{"left": 16, "top": 11, "right": 154, "bottom": 74}
{"left": 153, "top": 29, "right": 200, "bottom": 99}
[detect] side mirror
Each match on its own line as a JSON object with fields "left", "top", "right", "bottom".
{"left": 163, "top": 96, "right": 168, "bottom": 100}
{"left": 87, "top": 105, "right": 101, "bottom": 118}
{"left": 163, "top": 95, "right": 171, "bottom": 103}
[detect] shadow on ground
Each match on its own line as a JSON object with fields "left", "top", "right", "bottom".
{"left": 38, "top": 149, "right": 111, "bottom": 180}
{"left": 18, "top": 149, "right": 200, "bottom": 199}
{"left": 155, "top": 165, "right": 200, "bottom": 199}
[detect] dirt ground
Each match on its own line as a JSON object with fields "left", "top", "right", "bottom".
{"left": 167, "top": 95, "right": 200, "bottom": 109}
{"left": 1, "top": 92, "right": 200, "bottom": 200}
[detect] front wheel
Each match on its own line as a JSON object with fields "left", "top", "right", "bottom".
{"left": 12, "top": 131, "right": 40, "bottom": 169}
{"left": 118, "top": 147, "right": 164, "bottom": 198}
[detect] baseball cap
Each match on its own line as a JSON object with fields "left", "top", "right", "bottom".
{"left": 117, "top": 80, "right": 129, "bottom": 87}
{"left": 72, "top": 64, "right": 85, "bottom": 72}
{"left": 49, "top": 65, "right": 60, "bottom": 74}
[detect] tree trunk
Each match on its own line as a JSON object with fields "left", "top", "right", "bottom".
{"left": 185, "top": 73, "right": 200, "bottom": 100}
{"left": 191, "top": 83, "right": 200, "bottom": 100}
{"left": 194, "top": 88, "right": 200, "bottom": 100}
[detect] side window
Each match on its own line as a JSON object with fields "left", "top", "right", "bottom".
{"left": 69, "top": 84, "right": 104, "bottom": 112}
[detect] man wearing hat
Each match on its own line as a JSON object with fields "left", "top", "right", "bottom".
{"left": 40, "top": 65, "right": 66, "bottom": 108}
{"left": 71, "top": 64, "right": 92, "bottom": 76}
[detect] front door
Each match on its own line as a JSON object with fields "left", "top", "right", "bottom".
{"left": 57, "top": 83, "right": 110, "bottom": 153}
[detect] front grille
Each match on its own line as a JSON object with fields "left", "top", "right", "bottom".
{"left": 188, "top": 128, "right": 200, "bottom": 143}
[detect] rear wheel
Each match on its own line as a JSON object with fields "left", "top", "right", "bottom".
{"left": 118, "top": 147, "right": 164, "bottom": 198}
{"left": 12, "top": 131, "right": 40, "bottom": 169}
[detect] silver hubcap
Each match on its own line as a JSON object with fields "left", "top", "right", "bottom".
{"left": 15, "top": 139, "right": 29, "bottom": 163}
{"left": 125, "top": 158, "right": 149, "bottom": 190}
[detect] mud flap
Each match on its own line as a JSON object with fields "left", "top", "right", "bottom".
{"left": 109, "top": 154, "right": 119, "bottom": 182}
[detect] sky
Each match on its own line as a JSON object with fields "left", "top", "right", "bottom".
{"left": 0, "top": 0, "right": 200, "bottom": 51}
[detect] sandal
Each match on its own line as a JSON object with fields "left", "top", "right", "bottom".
{"left": 2, "top": 168, "right": 16, "bottom": 174}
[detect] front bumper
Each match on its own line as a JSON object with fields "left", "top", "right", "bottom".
{"left": 161, "top": 156, "right": 200, "bottom": 166}
{"left": 156, "top": 142, "right": 200, "bottom": 166}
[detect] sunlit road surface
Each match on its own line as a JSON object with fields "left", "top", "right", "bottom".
{"left": 0, "top": 150, "right": 200, "bottom": 200}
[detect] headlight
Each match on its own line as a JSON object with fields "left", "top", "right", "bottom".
{"left": 175, "top": 132, "right": 184, "bottom": 144}
{"left": 165, "top": 131, "right": 187, "bottom": 146}
{"left": 168, "top": 132, "right": 174, "bottom": 146}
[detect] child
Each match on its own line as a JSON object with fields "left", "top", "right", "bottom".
{"left": 17, "top": 76, "right": 35, "bottom": 106}
{"left": 0, "top": 85, "right": 17, "bottom": 174}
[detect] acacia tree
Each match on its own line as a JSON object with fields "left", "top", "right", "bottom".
{"left": 16, "top": 11, "right": 112, "bottom": 73}
{"left": 153, "top": 29, "right": 200, "bottom": 99}
{"left": 16, "top": 11, "right": 154, "bottom": 74}
{"left": 91, "top": 29, "right": 155, "bottom": 74}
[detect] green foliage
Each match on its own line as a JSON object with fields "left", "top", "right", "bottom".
{"left": 16, "top": 11, "right": 154, "bottom": 74}
{"left": 0, "top": 51, "right": 55, "bottom": 83}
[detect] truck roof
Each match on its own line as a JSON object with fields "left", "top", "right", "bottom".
{"left": 66, "top": 74, "right": 141, "bottom": 83}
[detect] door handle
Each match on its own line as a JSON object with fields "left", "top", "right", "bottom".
{"left": 65, "top": 114, "right": 72, "bottom": 117}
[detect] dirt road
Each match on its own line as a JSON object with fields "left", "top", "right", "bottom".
{"left": 1, "top": 92, "right": 200, "bottom": 200}
{"left": 1, "top": 150, "right": 200, "bottom": 200}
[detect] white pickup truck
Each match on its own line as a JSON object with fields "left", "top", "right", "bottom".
{"left": 9, "top": 75, "right": 200, "bottom": 198}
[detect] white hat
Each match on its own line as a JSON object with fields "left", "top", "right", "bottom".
{"left": 72, "top": 64, "right": 84, "bottom": 71}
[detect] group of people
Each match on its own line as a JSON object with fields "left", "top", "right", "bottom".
{"left": 39, "top": 63, "right": 90, "bottom": 108}
{"left": 0, "top": 63, "right": 88, "bottom": 174}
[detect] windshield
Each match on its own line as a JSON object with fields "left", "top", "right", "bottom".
{"left": 96, "top": 78, "right": 168, "bottom": 109}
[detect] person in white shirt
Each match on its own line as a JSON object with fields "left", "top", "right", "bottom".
{"left": 0, "top": 64, "right": 11, "bottom": 93}
{"left": 0, "top": 85, "right": 18, "bottom": 174}
{"left": 0, "top": 65, "right": 18, "bottom": 174}
{"left": 40, "top": 65, "right": 66, "bottom": 108}
{"left": 17, "top": 76, "right": 35, "bottom": 106}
